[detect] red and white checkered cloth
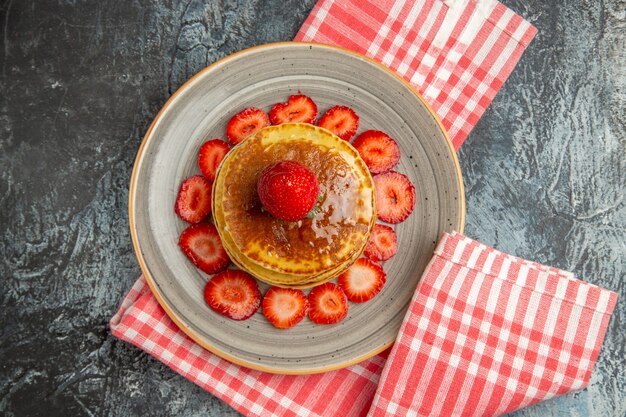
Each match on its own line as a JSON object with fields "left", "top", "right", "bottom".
{"left": 296, "top": 0, "right": 537, "bottom": 149}
{"left": 368, "top": 232, "right": 617, "bottom": 416}
{"left": 111, "top": 1, "right": 619, "bottom": 416}
{"left": 110, "top": 232, "right": 617, "bottom": 417}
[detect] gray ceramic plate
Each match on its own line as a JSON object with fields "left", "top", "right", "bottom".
{"left": 129, "top": 42, "right": 465, "bottom": 374}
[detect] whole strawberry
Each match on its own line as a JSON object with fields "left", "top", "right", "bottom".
{"left": 257, "top": 161, "right": 320, "bottom": 221}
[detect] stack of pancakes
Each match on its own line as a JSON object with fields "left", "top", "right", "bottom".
{"left": 213, "top": 123, "right": 375, "bottom": 288}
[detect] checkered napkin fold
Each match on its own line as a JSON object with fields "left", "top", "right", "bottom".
{"left": 111, "top": 0, "right": 618, "bottom": 416}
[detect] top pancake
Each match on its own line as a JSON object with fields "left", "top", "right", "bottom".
{"left": 214, "top": 123, "right": 375, "bottom": 278}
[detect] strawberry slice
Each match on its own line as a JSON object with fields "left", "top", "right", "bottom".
{"left": 352, "top": 130, "right": 401, "bottom": 174}
{"left": 269, "top": 94, "right": 318, "bottom": 125}
{"left": 175, "top": 175, "right": 212, "bottom": 224}
{"left": 338, "top": 258, "right": 387, "bottom": 303}
{"left": 204, "top": 270, "right": 261, "bottom": 320}
{"left": 364, "top": 224, "right": 398, "bottom": 262}
{"left": 317, "top": 105, "right": 359, "bottom": 141}
{"left": 226, "top": 107, "right": 270, "bottom": 145}
{"left": 179, "top": 223, "right": 230, "bottom": 274}
{"left": 198, "top": 139, "right": 230, "bottom": 181}
{"left": 373, "top": 171, "right": 416, "bottom": 224}
{"left": 308, "top": 282, "right": 348, "bottom": 324}
{"left": 262, "top": 287, "right": 309, "bottom": 329}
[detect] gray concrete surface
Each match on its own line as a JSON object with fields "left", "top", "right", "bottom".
{"left": 1, "top": 0, "right": 624, "bottom": 415}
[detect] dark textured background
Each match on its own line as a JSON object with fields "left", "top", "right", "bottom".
{"left": 1, "top": 0, "right": 624, "bottom": 416}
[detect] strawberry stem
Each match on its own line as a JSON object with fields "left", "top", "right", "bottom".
{"left": 306, "top": 193, "right": 324, "bottom": 219}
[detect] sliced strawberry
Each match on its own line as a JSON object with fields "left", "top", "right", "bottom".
{"left": 198, "top": 139, "right": 230, "bottom": 181}
{"left": 373, "top": 171, "right": 416, "bottom": 224}
{"left": 317, "top": 105, "right": 359, "bottom": 141}
{"left": 308, "top": 282, "right": 348, "bottom": 324}
{"left": 204, "top": 270, "right": 261, "bottom": 320}
{"left": 262, "top": 287, "right": 309, "bottom": 329}
{"left": 338, "top": 258, "right": 387, "bottom": 303}
{"left": 226, "top": 107, "right": 270, "bottom": 145}
{"left": 175, "top": 175, "right": 212, "bottom": 224}
{"left": 179, "top": 223, "right": 230, "bottom": 274}
{"left": 269, "top": 94, "right": 318, "bottom": 125}
{"left": 364, "top": 224, "right": 398, "bottom": 262}
{"left": 352, "top": 130, "right": 401, "bottom": 174}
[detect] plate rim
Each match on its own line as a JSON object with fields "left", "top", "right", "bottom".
{"left": 128, "top": 41, "right": 466, "bottom": 374}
